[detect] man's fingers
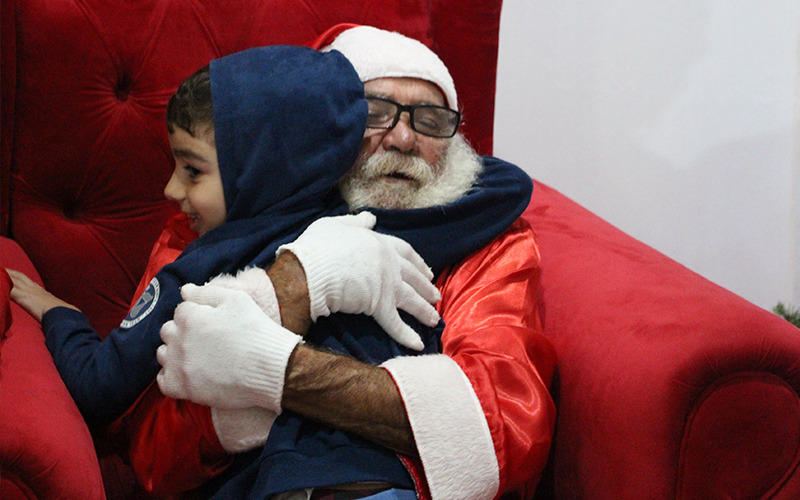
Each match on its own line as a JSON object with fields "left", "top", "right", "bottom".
{"left": 376, "top": 313, "right": 425, "bottom": 351}
{"left": 383, "top": 235, "right": 434, "bottom": 281}
{"left": 157, "top": 369, "right": 180, "bottom": 399}
{"left": 398, "top": 260, "right": 441, "bottom": 305}
{"left": 337, "top": 211, "right": 377, "bottom": 229}
{"left": 172, "top": 300, "right": 218, "bottom": 336}
{"left": 396, "top": 287, "right": 441, "bottom": 327}
{"left": 156, "top": 343, "right": 170, "bottom": 367}
{"left": 160, "top": 319, "right": 179, "bottom": 343}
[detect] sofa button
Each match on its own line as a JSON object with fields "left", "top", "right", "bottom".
{"left": 115, "top": 74, "right": 133, "bottom": 101}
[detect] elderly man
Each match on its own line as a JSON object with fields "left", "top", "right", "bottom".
{"left": 141, "top": 26, "right": 555, "bottom": 500}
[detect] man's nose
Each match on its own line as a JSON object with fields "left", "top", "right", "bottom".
{"left": 382, "top": 114, "right": 416, "bottom": 153}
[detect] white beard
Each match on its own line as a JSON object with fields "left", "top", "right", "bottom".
{"left": 339, "top": 133, "right": 483, "bottom": 211}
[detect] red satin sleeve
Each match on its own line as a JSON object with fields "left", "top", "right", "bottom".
{"left": 436, "top": 218, "right": 557, "bottom": 497}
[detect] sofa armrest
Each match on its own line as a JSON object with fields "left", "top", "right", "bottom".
{"left": 0, "top": 237, "right": 104, "bottom": 499}
{"left": 526, "top": 181, "right": 800, "bottom": 499}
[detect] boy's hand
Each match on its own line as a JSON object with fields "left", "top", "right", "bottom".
{"left": 6, "top": 269, "right": 79, "bottom": 322}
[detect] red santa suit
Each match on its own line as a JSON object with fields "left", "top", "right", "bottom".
{"left": 110, "top": 213, "right": 556, "bottom": 499}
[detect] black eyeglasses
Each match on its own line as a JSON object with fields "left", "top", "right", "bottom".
{"left": 365, "top": 97, "right": 461, "bottom": 138}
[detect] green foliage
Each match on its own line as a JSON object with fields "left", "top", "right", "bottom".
{"left": 774, "top": 302, "right": 800, "bottom": 328}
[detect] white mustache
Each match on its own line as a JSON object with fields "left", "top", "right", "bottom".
{"left": 358, "top": 151, "right": 436, "bottom": 185}
{"left": 340, "top": 133, "right": 483, "bottom": 210}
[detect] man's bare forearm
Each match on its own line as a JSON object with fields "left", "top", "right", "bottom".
{"left": 267, "top": 252, "right": 312, "bottom": 335}
{"left": 268, "top": 252, "right": 418, "bottom": 456}
{"left": 282, "top": 344, "right": 418, "bottom": 457}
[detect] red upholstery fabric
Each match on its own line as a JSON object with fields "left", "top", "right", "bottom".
{"left": 0, "top": 238, "right": 105, "bottom": 499}
{"left": 0, "top": 265, "right": 10, "bottom": 347}
{"left": 525, "top": 182, "right": 800, "bottom": 499}
{"left": 4, "top": 0, "right": 800, "bottom": 498}
{"left": 0, "top": 0, "right": 15, "bottom": 235}
{"left": 430, "top": 0, "right": 503, "bottom": 155}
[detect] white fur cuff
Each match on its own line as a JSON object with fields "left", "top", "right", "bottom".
{"left": 382, "top": 355, "right": 499, "bottom": 500}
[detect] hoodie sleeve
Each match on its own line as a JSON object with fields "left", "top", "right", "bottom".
{"left": 382, "top": 218, "right": 557, "bottom": 499}
{"left": 41, "top": 215, "right": 198, "bottom": 428}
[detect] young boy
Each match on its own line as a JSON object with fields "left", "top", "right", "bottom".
{"left": 9, "top": 43, "right": 535, "bottom": 497}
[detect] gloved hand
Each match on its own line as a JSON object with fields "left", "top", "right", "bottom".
{"left": 277, "top": 212, "right": 440, "bottom": 351}
{"left": 211, "top": 406, "right": 277, "bottom": 454}
{"left": 157, "top": 284, "right": 302, "bottom": 411}
{"left": 205, "top": 267, "right": 280, "bottom": 323}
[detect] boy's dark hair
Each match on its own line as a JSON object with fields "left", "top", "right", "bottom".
{"left": 166, "top": 65, "right": 213, "bottom": 136}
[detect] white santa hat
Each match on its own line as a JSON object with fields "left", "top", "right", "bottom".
{"left": 310, "top": 24, "right": 459, "bottom": 111}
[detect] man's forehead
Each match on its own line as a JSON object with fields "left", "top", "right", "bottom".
{"left": 363, "top": 77, "right": 446, "bottom": 106}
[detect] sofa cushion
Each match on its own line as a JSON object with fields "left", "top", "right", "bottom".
{"left": 0, "top": 237, "right": 105, "bottom": 499}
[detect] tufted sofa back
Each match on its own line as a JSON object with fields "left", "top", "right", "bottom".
{"left": 1, "top": 0, "right": 503, "bottom": 336}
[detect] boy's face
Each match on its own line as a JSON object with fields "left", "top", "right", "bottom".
{"left": 164, "top": 126, "right": 226, "bottom": 236}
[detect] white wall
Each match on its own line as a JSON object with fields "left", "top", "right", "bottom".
{"left": 494, "top": 0, "right": 800, "bottom": 311}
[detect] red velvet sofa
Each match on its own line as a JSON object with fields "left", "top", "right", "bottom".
{"left": 2, "top": 0, "right": 800, "bottom": 498}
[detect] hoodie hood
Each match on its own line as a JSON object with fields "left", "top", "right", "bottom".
{"left": 210, "top": 45, "right": 367, "bottom": 222}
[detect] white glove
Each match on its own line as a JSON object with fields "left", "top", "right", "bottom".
{"left": 211, "top": 406, "right": 276, "bottom": 454}
{"left": 201, "top": 269, "right": 281, "bottom": 453}
{"left": 205, "top": 267, "right": 280, "bottom": 323}
{"left": 277, "top": 212, "right": 440, "bottom": 351}
{"left": 157, "top": 284, "right": 302, "bottom": 411}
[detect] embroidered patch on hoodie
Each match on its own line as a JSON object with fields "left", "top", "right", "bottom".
{"left": 121, "top": 277, "right": 160, "bottom": 329}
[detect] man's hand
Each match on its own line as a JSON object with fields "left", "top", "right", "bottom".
{"left": 157, "top": 284, "right": 302, "bottom": 411}
{"left": 277, "top": 212, "right": 440, "bottom": 351}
